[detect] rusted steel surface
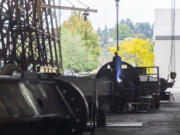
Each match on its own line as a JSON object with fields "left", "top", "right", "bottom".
{"left": 0, "top": 0, "right": 63, "bottom": 71}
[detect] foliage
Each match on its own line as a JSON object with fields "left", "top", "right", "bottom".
{"left": 134, "top": 23, "right": 153, "bottom": 39}
{"left": 61, "top": 28, "right": 99, "bottom": 72}
{"left": 97, "top": 26, "right": 112, "bottom": 47}
{"left": 110, "top": 23, "right": 132, "bottom": 40}
{"left": 97, "top": 19, "right": 154, "bottom": 67}
{"left": 121, "top": 19, "right": 153, "bottom": 39}
{"left": 61, "top": 27, "right": 84, "bottom": 72}
{"left": 109, "top": 38, "right": 154, "bottom": 67}
{"left": 101, "top": 19, "right": 153, "bottom": 42}
{"left": 61, "top": 12, "right": 100, "bottom": 72}
{"left": 62, "top": 12, "right": 100, "bottom": 57}
{"left": 121, "top": 19, "right": 135, "bottom": 34}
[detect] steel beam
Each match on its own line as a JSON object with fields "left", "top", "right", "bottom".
{"left": 41, "top": 4, "right": 98, "bottom": 13}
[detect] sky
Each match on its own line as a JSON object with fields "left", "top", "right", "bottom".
{"left": 57, "top": 0, "right": 180, "bottom": 29}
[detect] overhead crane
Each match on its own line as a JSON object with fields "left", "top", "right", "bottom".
{"left": 37, "top": 0, "right": 97, "bottom": 19}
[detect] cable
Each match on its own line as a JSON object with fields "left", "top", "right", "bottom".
{"left": 75, "top": 0, "right": 89, "bottom": 8}
{"left": 65, "top": 0, "right": 75, "bottom": 7}
{"left": 168, "top": 0, "right": 175, "bottom": 72}
{"left": 115, "top": 0, "right": 120, "bottom": 51}
{"left": 172, "top": 0, "right": 176, "bottom": 73}
{"left": 168, "top": 0, "right": 176, "bottom": 80}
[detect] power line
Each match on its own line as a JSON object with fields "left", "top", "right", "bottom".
{"left": 75, "top": 0, "right": 89, "bottom": 8}
{"left": 65, "top": 0, "right": 74, "bottom": 7}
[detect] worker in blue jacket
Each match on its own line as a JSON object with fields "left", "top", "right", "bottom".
{"left": 113, "top": 52, "right": 122, "bottom": 83}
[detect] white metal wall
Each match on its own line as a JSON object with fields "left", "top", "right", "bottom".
{"left": 154, "top": 9, "right": 180, "bottom": 87}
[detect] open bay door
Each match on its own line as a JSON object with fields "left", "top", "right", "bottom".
{"left": 154, "top": 0, "right": 179, "bottom": 87}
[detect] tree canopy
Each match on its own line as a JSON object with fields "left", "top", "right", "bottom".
{"left": 98, "top": 19, "right": 153, "bottom": 44}
{"left": 61, "top": 12, "right": 100, "bottom": 72}
{"left": 110, "top": 23, "right": 132, "bottom": 40}
{"left": 97, "top": 26, "right": 112, "bottom": 47}
{"left": 109, "top": 38, "right": 154, "bottom": 67}
{"left": 134, "top": 23, "right": 153, "bottom": 39}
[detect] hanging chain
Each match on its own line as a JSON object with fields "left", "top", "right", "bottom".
{"left": 115, "top": 0, "right": 120, "bottom": 51}
{"left": 168, "top": 0, "right": 176, "bottom": 80}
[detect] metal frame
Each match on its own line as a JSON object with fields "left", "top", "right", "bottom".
{"left": 41, "top": 4, "right": 97, "bottom": 13}
{"left": 0, "top": 0, "right": 63, "bottom": 71}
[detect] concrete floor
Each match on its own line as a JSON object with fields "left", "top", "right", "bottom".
{"left": 95, "top": 88, "right": 180, "bottom": 135}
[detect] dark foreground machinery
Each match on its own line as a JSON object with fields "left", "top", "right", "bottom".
{"left": 96, "top": 61, "right": 162, "bottom": 112}
{"left": 134, "top": 67, "right": 175, "bottom": 102}
{"left": 96, "top": 61, "right": 176, "bottom": 112}
{"left": 0, "top": 0, "right": 95, "bottom": 134}
{"left": 0, "top": 72, "right": 89, "bottom": 135}
{"left": 59, "top": 60, "right": 177, "bottom": 129}
{"left": 59, "top": 61, "right": 163, "bottom": 127}
{"left": 96, "top": 61, "right": 140, "bottom": 112}
{"left": 58, "top": 76, "right": 112, "bottom": 127}
{"left": 133, "top": 66, "right": 161, "bottom": 109}
{"left": 159, "top": 78, "right": 174, "bottom": 101}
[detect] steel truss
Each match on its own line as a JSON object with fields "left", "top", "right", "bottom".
{"left": 0, "top": 0, "right": 63, "bottom": 71}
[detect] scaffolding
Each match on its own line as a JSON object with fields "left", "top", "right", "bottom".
{"left": 0, "top": 0, "right": 63, "bottom": 71}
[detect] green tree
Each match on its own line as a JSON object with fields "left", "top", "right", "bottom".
{"left": 121, "top": 19, "right": 134, "bottom": 34}
{"left": 62, "top": 12, "right": 100, "bottom": 72}
{"left": 97, "top": 26, "right": 111, "bottom": 47}
{"left": 109, "top": 19, "right": 153, "bottom": 40}
{"left": 61, "top": 28, "right": 84, "bottom": 72}
{"left": 134, "top": 23, "right": 153, "bottom": 39}
{"left": 110, "top": 23, "right": 132, "bottom": 40}
{"left": 61, "top": 28, "right": 98, "bottom": 72}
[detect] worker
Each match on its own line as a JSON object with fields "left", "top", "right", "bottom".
{"left": 113, "top": 52, "right": 122, "bottom": 83}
